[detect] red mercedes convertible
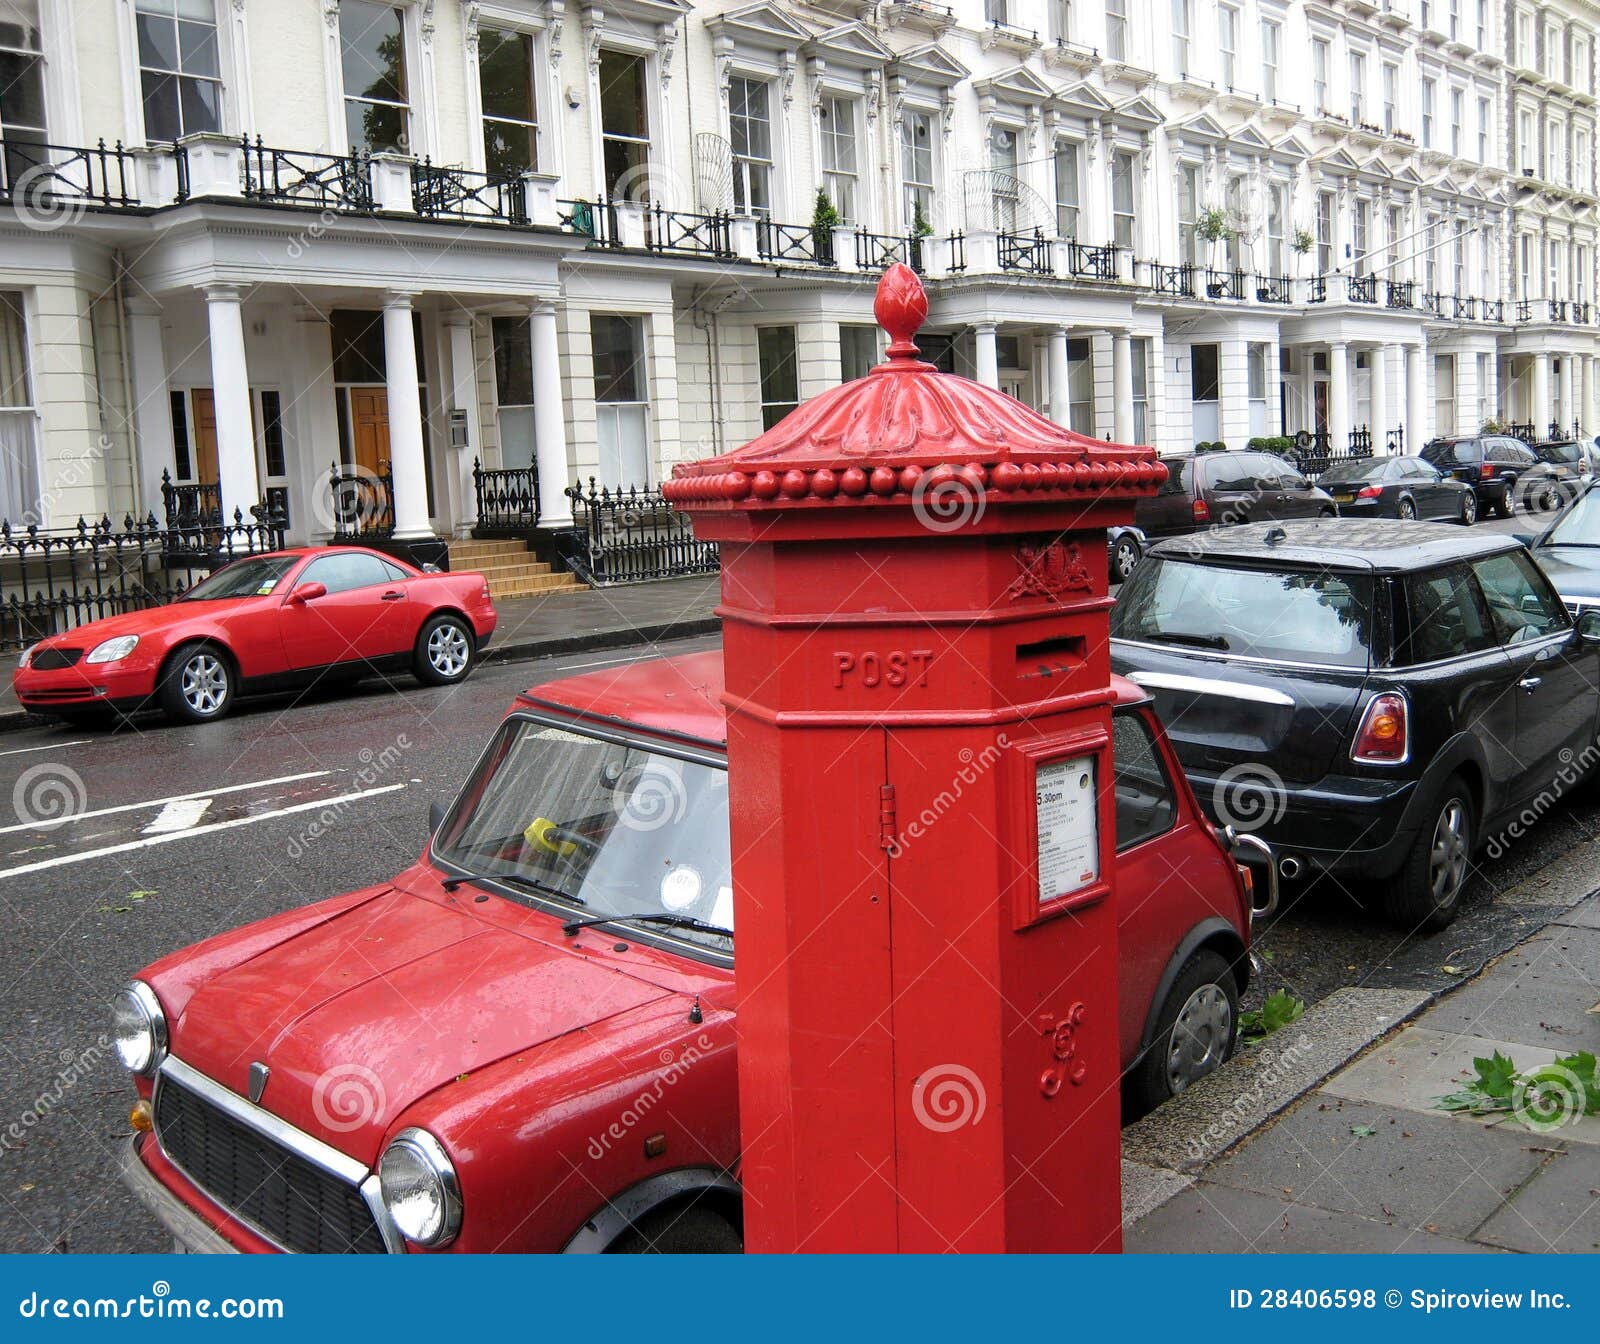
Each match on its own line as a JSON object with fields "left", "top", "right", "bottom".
{"left": 14, "top": 547, "right": 497, "bottom": 725}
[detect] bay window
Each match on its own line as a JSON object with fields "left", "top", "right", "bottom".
{"left": 136, "top": 0, "right": 223, "bottom": 143}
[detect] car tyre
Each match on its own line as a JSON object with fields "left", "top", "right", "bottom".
{"left": 1459, "top": 492, "right": 1478, "bottom": 526}
{"left": 158, "top": 645, "right": 235, "bottom": 724}
{"left": 1318, "top": 507, "right": 1337, "bottom": 518}
{"left": 1397, "top": 497, "right": 1417, "bottom": 520}
{"left": 413, "top": 612, "right": 475, "bottom": 686}
{"left": 1125, "top": 948, "right": 1239, "bottom": 1115}
{"left": 1383, "top": 776, "right": 1473, "bottom": 933}
{"left": 1538, "top": 484, "right": 1561, "bottom": 511}
{"left": 1112, "top": 533, "right": 1142, "bottom": 584}
{"left": 608, "top": 1204, "right": 743, "bottom": 1254}
{"left": 1493, "top": 490, "right": 1513, "bottom": 518}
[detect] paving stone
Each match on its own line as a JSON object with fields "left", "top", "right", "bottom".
{"left": 1205, "top": 1095, "right": 1548, "bottom": 1239}
{"left": 1554, "top": 892, "right": 1600, "bottom": 931}
{"left": 1495, "top": 839, "right": 1600, "bottom": 908}
{"left": 1475, "top": 1147, "right": 1600, "bottom": 1253}
{"left": 1418, "top": 927, "right": 1600, "bottom": 1053}
{"left": 1121, "top": 1160, "right": 1192, "bottom": 1226}
{"left": 1125, "top": 1181, "right": 1507, "bottom": 1254}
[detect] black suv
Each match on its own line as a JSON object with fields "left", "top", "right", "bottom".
{"left": 1420, "top": 434, "right": 1563, "bottom": 516}
{"left": 1110, "top": 521, "right": 1600, "bottom": 931}
{"left": 1136, "top": 451, "right": 1338, "bottom": 539}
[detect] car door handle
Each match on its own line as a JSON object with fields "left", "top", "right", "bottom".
{"left": 1519, "top": 676, "right": 1542, "bottom": 692}
{"left": 380, "top": 590, "right": 404, "bottom": 602}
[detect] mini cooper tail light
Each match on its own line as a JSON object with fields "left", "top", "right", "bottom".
{"left": 1352, "top": 692, "right": 1409, "bottom": 765}
{"left": 1192, "top": 498, "right": 1210, "bottom": 523}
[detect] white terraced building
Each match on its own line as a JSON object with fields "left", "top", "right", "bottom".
{"left": 1, "top": 0, "right": 1598, "bottom": 593}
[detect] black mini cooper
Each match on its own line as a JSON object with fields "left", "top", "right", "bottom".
{"left": 1110, "top": 520, "right": 1600, "bottom": 931}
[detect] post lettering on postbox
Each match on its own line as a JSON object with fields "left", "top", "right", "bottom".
{"left": 1035, "top": 755, "right": 1099, "bottom": 908}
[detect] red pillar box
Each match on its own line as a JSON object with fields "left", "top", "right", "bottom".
{"left": 662, "top": 266, "right": 1164, "bottom": 1253}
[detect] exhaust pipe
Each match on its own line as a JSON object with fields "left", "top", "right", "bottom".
{"left": 1278, "top": 855, "right": 1304, "bottom": 880}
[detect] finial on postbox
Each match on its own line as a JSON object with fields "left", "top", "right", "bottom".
{"left": 874, "top": 263, "right": 927, "bottom": 363}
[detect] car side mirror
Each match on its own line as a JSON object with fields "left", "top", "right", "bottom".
{"left": 289, "top": 581, "right": 327, "bottom": 604}
{"left": 1510, "top": 532, "right": 1536, "bottom": 548}
{"left": 428, "top": 800, "right": 448, "bottom": 833}
{"left": 1578, "top": 609, "right": 1600, "bottom": 644}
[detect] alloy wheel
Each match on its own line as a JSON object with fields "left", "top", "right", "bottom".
{"left": 427, "top": 623, "right": 470, "bottom": 678}
{"left": 181, "top": 653, "right": 228, "bottom": 716}
{"left": 1429, "top": 798, "right": 1470, "bottom": 907}
{"left": 1113, "top": 538, "right": 1139, "bottom": 583}
{"left": 1165, "top": 983, "right": 1233, "bottom": 1094}
{"left": 1398, "top": 498, "right": 1416, "bottom": 520}
{"left": 1462, "top": 493, "right": 1477, "bottom": 525}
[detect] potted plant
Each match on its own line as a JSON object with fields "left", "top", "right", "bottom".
{"left": 811, "top": 188, "right": 840, "bottom": 265}
{"left": 908, "top": 199, "right": 934, "bottom": 271}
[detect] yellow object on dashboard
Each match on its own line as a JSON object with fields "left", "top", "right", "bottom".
{"left": 526, "top": 817, "right": 578, "bottom": 857}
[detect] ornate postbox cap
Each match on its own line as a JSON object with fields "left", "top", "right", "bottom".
{"left": 661, "top": 264, "right": 1166, "bottom": 512}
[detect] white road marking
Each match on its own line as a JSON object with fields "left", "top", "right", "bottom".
{"left": 0, "top": 770, "right": 332, "bottom": 836}
{"left": 557, "top": 654, "right": 648, "bottom": 670}
{"left": 0, "top": 784, "right": 407, "bottom": 879}
{"left": 0, "top": 739, "right": 92, "bottom": 758}
{"left": 142, "top": 797, "right": 213, "bottom": 835}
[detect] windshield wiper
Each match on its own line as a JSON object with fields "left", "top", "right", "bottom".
{"left": 561, "top": 911, "right": 731, "bottom": 938}
{"left": 1150, "top": 631, "right": 1230, "bottom": 650}
{"left": 441, "top": 868, "right": 583, "bottom": 905}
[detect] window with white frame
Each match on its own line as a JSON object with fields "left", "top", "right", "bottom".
{"left": 1312, "top": 38, "right": 1329, "bottom": 116}
{"left": 478, "top": 26, "right": 539, "bottom": 175}
{"left": 1248, "top": 342, "right": 1269, "bottom": 437}
{"left": 1516, "top": 11, "right": 1533, "bottom": 67}
{"left": 1480, "top": 222, "right": 1494, "bottom": 296}
{"left": 1178, "top": 161, "right": 1199, "bottom": 265}
{"left": 1261, "top": 19, "right": 1280, "bottom": 102}
{"left": 599, "top": 49, "right": 650, "bottom": 200}
{"left": 1575, "top": 34, "right": 1591, "bottom": 94}
{"left": 819, "top": 96, "right": 858, "bottom": 221}
{"left": 1447, "top": 0, "right": 1459, "bottom": 41}
{"left": 1547, "top": 116, "right": 1563, "bottom": 183}
{"left": 840, "top": 326, "right": 879, "bottom": 381}
{"left": 1450, "top": 87, "right": 1463, "bottom": 157}
{"left": 0, "top": 2, "right": 47, "bottom": 175}
{"left": 984, "top": 0, "right": 1008, "bottom": 24}
{"left": 1382, "top": 62, "right": 1398, "bottom": 134}
{"left": 1548, "top": 236, "right": 1563, "bottom": 299}
{"left": 1111, "top": 148, "right": 1136, "bottom": 250}
{"left": 1048, "top": 0, "right": 1072, "bottom": 44}
{"left": 1424, "top": 213, "right": 1439, "bottom": 292}
{"left": 1477, "top": 96, "right": 1491, "bottom": 163}
{"left": 136, "top": 0, "right": 224, "bottom": 143}
{"left": 1545, "top": 21, "right": 1561, "bottom": 81}
{"left": 1352, "top": 198, "right": 1369, "bottom": 272}
{"left": 1267, "top": 181, "right": 1287, "bottom": 274}
{"left": 1576, "top": 126, "right": 1592, "bottom": 194}
{"left": 1453, "top": 232, "right": 1466, "bottom": 296}
{"left": 901, "top": 107, "right": 934, "bottom": 229}
{"left": 1519, "top": 232, "right": 1532, "bottom": 296}
{"left": 1191, "top": 342, "right": 1219, "bottom": 440}
{"left": 1170, "top": 0, "right": 1190, "bottom": 78}
{"left": 0, "top": 293, "right": 39, "bottom": 524}
{"left": 1104, "top": 0, "right": 1127, "bottom": 61}
{"left": 1421, "top": 77, "right": 1435, "bottom": 149}
{"left": 1386, "top": 204, "right": 1402, "bottom": 273}
{"left": 757, "top": 326, "right": 799, "bottom": 430}
{"left": 1054, "top": 139, "right": 1080, "bottom": 238}
{"left": 1224, "top": 174, "right": 1245, "bottom": 270}
{"left": 729, "top": 76, "right": 773, "bottom": 217}
{"left": 1577, "top": 245, "right": 1589, "bottom": 304}
{"left": 592, "top": 314, "right": 650, "bottom": 486}
{"left": 1068, "top": 337, "right": 1093, "bottom": 434}
{"left": 1419, "top": 0, "right": 1431, "bottom": 30}
{"left": 1475, "top": 0, "right": 1486, "bottom": 48}
{"left": 491, "top": 316, "right": 535, "bottom": 470}
{"left": 990, "top": 123, "right": 1021, "bottom": 232}
{"left": 1316, "top": 189, "right": 1333, "bottom": 272}
{"left": 1218, "top": 5, "right": 1238, "bottom": 90}
{"left": 1348, "top": 50, "right": 1366, "bottom": 125}
{"left": 1131, "top": 338, "right": 1149, "bottom": 441}
{"left": 1519, "top": 107, "right": 1536, "bottom": 173}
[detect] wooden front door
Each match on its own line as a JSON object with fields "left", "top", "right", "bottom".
{"left": 191, "top": 389, "right": 220, "bottom": 483}
{"left": 348, "top": 388, "right": 390, "bottom": 473}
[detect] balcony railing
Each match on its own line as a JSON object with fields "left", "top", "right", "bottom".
{"left": 1147, "top": 261, "right": 1195, "bottom": 297}
{"left": 1205, "top": 269, "right": 1246, "bottom": 300}
{"left": 472, "top": 459, "right": 540, "bottom": 534}
{"left": 1385, "top": 279, "right": 1415, "bottom": 308}
{"left": 412, "top": 160, "right": 528, "bottom": 224}
{"left": 0, "top": 138, "right": 136, "bottom": 208}
{"left": 327, "top": 460, "right": 395, "bottom": 540}
{"left": 1549, "top": 298, "right": 1570, "bottom": 323}
{"left": 756, "top": 218, "right": 833, "bottom": 266}
{"left": 1307, "top": 276, "right": 1327, "bottom": 303}
{"left": 1255, "top": 274, "right": 1291, "bottom": 304}
{"left": 1482, "top": 298, "right": 1505, "bottom": 322}
{"left": 242, "top": 138, "right": 372, "bottom": 211}
{"left": 1506, "top": 422, "right": 1537, "bottom": 442}
{"left": 1422, "top": 291, "right": 1445, "bottom": 316}
{"left": 1066, "top": 241, "right": 1117, "bottom": 280}
{"left": 562, "top": 480, "right": 718, "bottom": 586}
{"left": 1574, "top": 301, "right": 1592, "bottom": 324}
{"left": 944, "top": 231, "right": 967, "bottom": 274}
{"left": 646, "top": 205, "right": 733, "bottom": 258}
{"left": 855, "top": 229, "right": 921, "bottom": 273}
{"left": 1346, "top": 274, "right": 1377, "bottom": 304}
{"left": 1453, "top": 296, "right": 1477, "bottom": 320}
{"left": 997, "top": 229, "right": 1053, "bottom": 275}
{"left": 1515, "top": 299, "right": 1534, "bottom": 322}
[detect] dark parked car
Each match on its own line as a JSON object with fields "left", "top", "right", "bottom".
{"left": 1136, "top": 451, "right": 1338, "bottom": 539}
{"left": 1420, "top": 434, "right": 1564, "bottom": 516}
{"left": 1516, "top": 481, "right": 1600, "bottom": 618}
{"left": 1530, "top": 439, "right": 1594, "bottom": 499}
{"left": 1111, "top": 520, "right": 1600, "bottom": 931}
{"left": 1109, "top": 525, "right": 1146, "bottom": 584}
{"left": 1317, "top": 455, "right": 1477, "bottom": 523}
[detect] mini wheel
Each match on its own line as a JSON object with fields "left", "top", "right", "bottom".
{"left": 414, "top": 613, "right": 475, "bottom": 686}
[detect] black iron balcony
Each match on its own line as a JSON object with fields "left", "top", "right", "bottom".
{"left": 1506, "top": 422, "right": 1536, "bottom": 442}
{"left": 756, "top": 218, "right": 834, "bottom": 266}
{"left": 1385, "top": 279, "right": 1415, "bottom": 308}
{"left": 1515, "top": 299, "right": 1534, "bottom": 322}
{"left": 1482, "top": 298, "right": 1505, "bottom": 321}
{"left": 242, "top": 138, "right": 372, "bottom": 211}
{"left": 1066, "top": 241, "right": 1117, "bottom": 280}
{"left": 1205, "top": 269, "right": 1246, "bottom": 300}
{"left": 997, "top": 228, "right": 1053, "bottom": 275}
{"left": 1574, "top": 301, "right": 1592, "bottom": 324}
{"left": 1549, "top": 298, "right": 1570, "bottom": 323}
{"left": 855, "top": 228, "right": 920, "bottom": 274}
{"left": 1255, "top": 274, "right": 1291, "bottom": 304}
{"left": 0, "top": 138, "right": 136, "bottom": 209}
{"left": 1453, "top": 295, "right": 1477, "bottom": 319}
{"left": 1147, "top": 262, "right": 1195, "bottom": 297}
{"left": 1422, "top": 291, "right": 1445, "bottom": 316}
{"left": 1307, "top": 276, "right": 1328, "bottom": 303}
{"left": 646, "top": 204, "right": 734, "bottom": 258}
{"left": 412, "top": 160, "right": 528, "bottom": 224}
{"left": 1346, "top": 274, "right": 1377, "bottom": 303}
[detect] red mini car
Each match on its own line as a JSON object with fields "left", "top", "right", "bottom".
{"left": 114, "top": 652, "right": 1269, "bottom": 1254}
{"left": 14, "top": 547, "right": 497, "bottom": 725}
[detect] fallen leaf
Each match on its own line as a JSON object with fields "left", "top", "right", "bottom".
{"left": 1442, "top": 965, "right": 1467, "bottom": 976}
{"left": 1350, "top": 1124, "right": 1378, "bottom": 1137}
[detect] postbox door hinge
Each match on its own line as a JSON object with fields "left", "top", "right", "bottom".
{"left": 878, "top": 783, "right": 897, "bottom": 852}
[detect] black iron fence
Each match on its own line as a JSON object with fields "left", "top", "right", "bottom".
{"left": 1291, "top": 429, "right": 1375, "bottom": 478}
{"left": 646, "top": 205, "right": 733, "bottom": 258}
{"left": 563, "top": 481, "right": 718, "bottom": 585}
{"left": 1066, "top": 241, "right": 1117, "bottom": 280}
{"left": 1347, "top": 274, "right": 1377, "bottom": 304}
{"left": 0, "top": 138, "right": 137, "bottom": 209}
{"left": 997, "top": 229, "right": 1052, "bottom": 275}
{"left": 757, "top": 218, "right": 833, "bottom": 266}
{"left": 1506, "top": 421, "right": 1537, "bottom": 442}
{"left": 1255, "top": 274, "right": 1291, "bottom": 304}
{"left": 0, "top": 512, "right": 285, "bottom": 651}
{"left": 1386, "top": 279, "right": 1414, "bottom": 309}
{"left": 412, "top": 161, "right": 528, "bottom": 224}
{"left": 160, "top": 473, "right": 221, "bottom": 529}
{"left": 243, "top": 138, "right": 372, "bottom": 210}
{"left": 327, "top": 460, "right": 395, "bottom": 540}
{"left": 1205, "top": 269, "right": 1246, "bottom": 300}
{"left": 1148, "top": 262, "right": 1195, "bottom": 297}
{"left": 473, "top": 460, "right": 540, "bottom": 534}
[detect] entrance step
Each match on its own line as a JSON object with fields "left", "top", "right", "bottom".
{"left": 446, "top": 537, "right": 586, "bottom": 600}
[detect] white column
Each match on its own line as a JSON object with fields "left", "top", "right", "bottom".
{"left": 1111, "top": 330, "right": 1135, "bottom": 443}
{"left": 1586, "top": 355, "right": 1598, "bottom": 436}
{"left": 1405, "top": 341, "right": 1427, "bottom": 452}
{"left": 1533, "top": 352, "right": 1552, "bottom": 438}
{"left": 445, "top": 315, "right": 481, "bottom": 538}
{"left": 973, "top": 322, "right": 1000, "bottom": 389}
{"left": 382, "top": 291, "right": 432, "bottom": 540}
{"left": 1328, "top": 341, "right": 1350, "bottom": 454}
{"left": 1372, "top": 345, "right": 1390, "bottom": 453}
{"left": 124, "top": 297, "right": 174, "bottom": 520}
{"left": 202, "top": 284, "right": 259, "bottom": 521}
{"left": 530, "top": 298, "right": 573, "bottom": 528}
{"left": 1148, "top": 328, "right": 1168, "bottom": 451}
{"left": 1560, "top": 353, "right": 1576, "bottom": 438}
{"left": 1048, "top": 326, "right": 1071, "bottom": 426}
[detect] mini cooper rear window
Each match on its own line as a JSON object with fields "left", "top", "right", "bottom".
{"left": 1113, "top": 557, "right": 1374, "bottom": 669}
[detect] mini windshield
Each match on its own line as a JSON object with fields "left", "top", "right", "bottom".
{"left": 434, "top": 719, "right": 733, "bottom": 949}
{"left": 1543, "top": 489, "right": 1600, "bottom": 547}
{"left": 1114, "top": 557, "right": 1374, "bottom": 668}
{"left": 179, "top": 555, "right": 299, "bottom": 601}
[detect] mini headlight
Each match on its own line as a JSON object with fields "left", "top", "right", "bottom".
{"left": 86, "top": 635, "right": 139, "bottom": 664}
{"left": 16, "top": 644, "right": 35, "bottom": 669}
{"left": 111, "top": 981, "right": 167, "bottom": 1076}
{"left": 378, "top": 1128, "right": 461, "bottom": 1247}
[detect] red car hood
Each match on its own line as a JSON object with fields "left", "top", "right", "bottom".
{"left": 170, "top": 888, "right": 672, "bottom": 1164}
{"left": 31, "top": 600, "right": 249, "bottom": 650}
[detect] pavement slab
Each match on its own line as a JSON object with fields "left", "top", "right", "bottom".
{"left": 1474, "top": 1145, "right": 1600, "bottom": 1254}
{"left": 1493, "top": 838, "right": 1600, "bottom": 908}
{"left": 1554, "top": 892, "right": 1600, "bottom": 931}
